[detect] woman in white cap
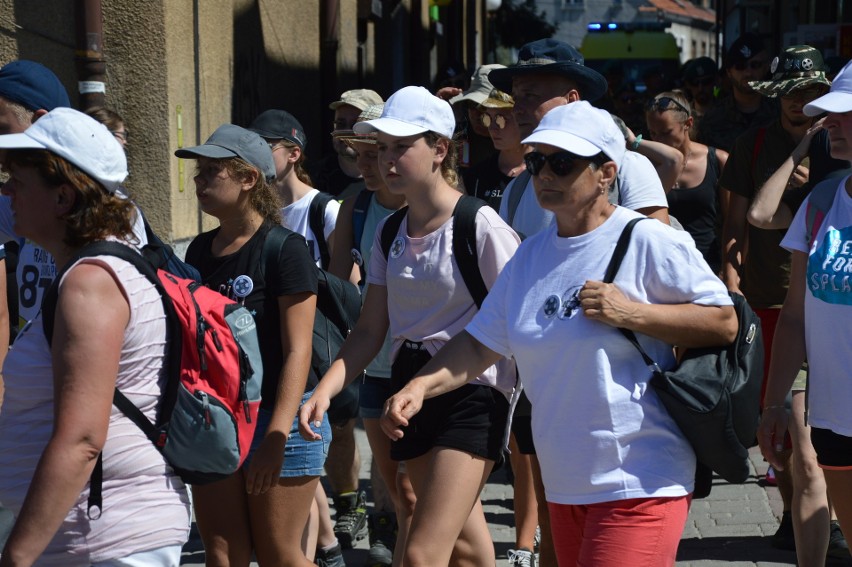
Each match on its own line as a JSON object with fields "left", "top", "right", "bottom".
{"left": 0, "top": 108, "right": 190, "bottom": 565}
{"left": 178, "top": 124, "right": 324, "bottom": 567}
{"left": 759, "top": 59, "right": 852, "bottom": 545}
{"left": 299, "top": 85, "right": 520, "bottom": 566}
{"left": 382, "top": 101, "right": 737, "bottom": 566}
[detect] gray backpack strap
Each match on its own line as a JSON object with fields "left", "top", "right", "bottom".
{"left": 506, "top": 170, "right": 531, "bottom": 228}
{"left": 805, "top": 175, "right": 846, "bottom": 248}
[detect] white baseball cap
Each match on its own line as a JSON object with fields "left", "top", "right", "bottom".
{"left": 0, "top": 107, "right": 127, "bottom": 193}
{"left": 353, "top": 86, "right": 455, "bottom": 139}
{"left": 804, "top": 59, "right": 852, "bottom": 116}
{"left": 521, "top": 101, "right": 625, "bottom": 167}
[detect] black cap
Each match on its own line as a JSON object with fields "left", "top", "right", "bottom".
{"left": 725, "top": 33, "right": 766, "bottom": 69}
{"left": 682, "top": 57, "right": 717, "bottom": 82}
{"left": 248, "top": 109, "right": 307, "bottom": 150}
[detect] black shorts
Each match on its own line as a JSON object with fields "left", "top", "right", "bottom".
{"left": 511, "top": 391, "right": 536, "bottom": 455}
{"left": 327, "top": 375, "right": 361, "bottom": 426}
{"left": 390, "top": 341, "right": 509, "bottom": 463}
{"left": 811, "top": 427, "right": 852, "bottom": 469}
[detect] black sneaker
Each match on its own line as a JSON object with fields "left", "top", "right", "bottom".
{"left": 333, "top": 491, "right": 368, "bottom": 549}
{"left": 315, "top": 542, "right": 346, "bottom": 567}
{"left": 770, "top": 511, "right": 796, "bottom": 551}
{"left": 827, "top": 520, "right": 851, "bottom": 559}
{"left": 366, "top": 512, "right": 396, "bottom": 567}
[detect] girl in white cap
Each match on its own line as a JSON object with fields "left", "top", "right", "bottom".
{"left": 382, "top": 101, "right": 737, "bottom": 567}
{"left": 759, "top": 59, "right": 852, "bottom": 550}
{"left": 299, "top": 86, "right": 520, "bottom": 566}
{"left": 0, "top": 108, "right": 190, "bottom": 565}
{"left": 178, "top": 124, "right": 325, "bottom": 567}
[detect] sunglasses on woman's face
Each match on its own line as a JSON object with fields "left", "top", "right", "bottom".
{"left": 524, "top": 151, "right": 588, "bottom": 177}
{"left": 480, "top": 113, "right": 509, "bottom": 130}
{"left": 645, "top": 96, "right": 690, "bottom": 114}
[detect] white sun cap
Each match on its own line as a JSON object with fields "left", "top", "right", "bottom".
{"left": 353, "top": 86, "right": 455, "bottom": 139}
{"left": 522, "top": 101, "right": 625, "bottom": 167}
{"left": 804, "top": 60, "right": 852, "bottom": 116}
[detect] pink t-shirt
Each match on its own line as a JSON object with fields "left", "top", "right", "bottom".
{"left": 367, "top": 204, "right": 520, "bottom": 395}
{"left": 0, "top": 253, "right": 190, "bottom": 565}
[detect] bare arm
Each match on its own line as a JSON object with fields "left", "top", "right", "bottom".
{"left": 298, "top": 285, "right": 389, "bottom": 438}
{"left": 1, "top": 264, "right": 128, "bottom": 566}
{"left": 328, "top": 196, "right": 357, "bottom": 282}
{"left": 758, "top": 251, "right": 807, "bottom": 470}
{"left": 626, "top": 133, "right": 684, "bottom": 192}
{"left": 721, "top": 190, "right": 749, "bottom": 294}
{"left": 244, "top": 291, "right": 316, "bottom": 495}
{"left": 381, "top": 331, "right": 502, "bottom": 440}
{"left": 747, "top": 121, "right": 820, "bottom": 229}
{"left": 578, "top": 280, "right": 738, "bottom": 347}
{"left": 637, "top": 206, "right": 671, "bottom": 225}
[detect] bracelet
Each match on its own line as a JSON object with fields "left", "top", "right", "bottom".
{"left": 630, "top": 134, "right": 642, "bottom": 151}
{"left": 763, "top": 405, "right": 786, "bottom": 411}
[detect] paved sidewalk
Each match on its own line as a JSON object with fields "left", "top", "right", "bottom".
{"left": 180, "top": 430, "right": 851, "bottom": 566}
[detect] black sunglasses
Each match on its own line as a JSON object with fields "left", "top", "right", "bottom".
{"left": 525, "top": 151, "right": 594, "bottom": 177}
{"left": 645, "top": 96, "right": 690, "bottom": 115}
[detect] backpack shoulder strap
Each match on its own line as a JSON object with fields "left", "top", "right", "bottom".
{"left": 506, "top": 170, "right": 531, "bottom": 228}
{"left": 309, "top": 192, "right": 334, "bottom": 270}
{"left": 351, "top": 189, "right": 374, "bottom": 254}
{"left": 380, "top": 207, "right": 409, "bottom": 260}
{"left": 805, "top": 177, "right": 843, "bottom": 248}
{"left": 260, "top": 226, "right": 292, "bottom": 287}
{"left": 452, "top": 195, "right": 489, "bottom": 309}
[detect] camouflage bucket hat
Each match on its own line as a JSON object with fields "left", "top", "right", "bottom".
{"left": 749, "top": 45, "right": 830, "bottom": 97}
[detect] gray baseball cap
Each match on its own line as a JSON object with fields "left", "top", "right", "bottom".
{"left": 175, "top": 124, "right": 276, "bottom": 182}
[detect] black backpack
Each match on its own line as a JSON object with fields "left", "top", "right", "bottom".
{"left": 604, "top": 218, "right": 763, "bottom": 487}
{"left": 137, "top": 209, "right": 201, "bottom": 282}
{"left": 350, "top": 189, "right": 374, "bottom": 285}
{"left": 308, "top": 191, "right": 335, "bottom": 270}
{"left": 261, "top": 226, "right": 362, "bottom": 379}
{"left": 380, "top": 195, "right": 488, "bottom": 308}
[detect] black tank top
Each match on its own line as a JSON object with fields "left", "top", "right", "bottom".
{"left": 667, "top": 147, "right": 721, "bottom": 273}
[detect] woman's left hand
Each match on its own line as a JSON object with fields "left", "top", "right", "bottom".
{"left": 579, "top": 280, "right": 638, "bottom": 328}
{"left": 244, "top": 435, "right": 285, "bottom": 495}
{"left": 380, "top": 384, "right": 426, "bottom": 441}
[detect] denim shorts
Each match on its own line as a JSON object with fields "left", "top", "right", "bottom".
{"left": 246, "top": 391, "right": 331, "bottom": 477}
{"left": 360, "top": 375, "right": 393, "bottom": 419}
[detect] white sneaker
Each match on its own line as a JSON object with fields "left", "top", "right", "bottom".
{"left": 508, "top": 548, "right": 535, "bottom": 567}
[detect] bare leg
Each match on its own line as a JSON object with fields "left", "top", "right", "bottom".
{"left": 531, "top": 454, "right": 556, "bottom": 567}
{"left": 403, "top": 448, "right": 494, "bottom": 567}
{"left": 325, "top": 418, "right": 361, "bottom": 494}
{"left": 789, "top": 391, "right": 830, "bottom": 566}
{"left": 249, "top": 475, "right": 318, "bottom": 567}
{"left": 824, "top": 469, "right": 852, "bottom": 543}
{"left": 508, "top": 434, "right": 538, "bottom": 551}
{"left": 193, "top": 472, "right": 253, "bottom": 567}
{"left": 364, "top": 418, "right": 400, "bottom": 511}
{"left": 303, "top": 491, "right": 319, "bottom": 561}
{"left": 394, "top": 462, "right": 416, "bottom": 567}
{"left": 314, "top": 483, "right": 337, "bottom": 548}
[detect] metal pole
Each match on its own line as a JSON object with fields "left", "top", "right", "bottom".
{"left": 74, "top": 0, "right": 106, "bottom": 110}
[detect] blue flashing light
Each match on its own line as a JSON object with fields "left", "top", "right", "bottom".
{"left": 588, "top": 23, "right": 602, "bottom": 31}
{"left": 607, "top": 22, "right": 618, "bottom": 30}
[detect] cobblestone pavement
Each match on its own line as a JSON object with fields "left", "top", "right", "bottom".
{"left": 180, "top": 429, "right": 852, "bottom": 566}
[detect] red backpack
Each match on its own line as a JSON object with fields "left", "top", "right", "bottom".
{"left": 43, "top": 241, "right": 263, "bottom": 517}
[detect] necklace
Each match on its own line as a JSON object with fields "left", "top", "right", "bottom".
{"left": 672, "top": 147, "right": 692, "bottom": 190}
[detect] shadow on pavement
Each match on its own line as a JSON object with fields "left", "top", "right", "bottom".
{"left": 677, "top": 535, "right": 796, "bottom": 564}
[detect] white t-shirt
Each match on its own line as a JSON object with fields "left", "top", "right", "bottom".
{"left": 781, "top": 175, "right": 852, "bottom": 437}
{"left": 0, "top": 195, "right": 148, "bottom": 328}
{"left": 466, "top": 206, "right": 732, "bottom": 504}
{"left": 498, "top": 151, "right": 668, "bottom": 238}
{"left": 367, "top": 204, "right": 521, "bottom": 396}
{"left": 280, "top": 189, "right": 340, "bottom": 267}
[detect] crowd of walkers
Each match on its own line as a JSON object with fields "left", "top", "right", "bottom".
{"left": 0, "top": 29, "right": 850, "bottom": 567}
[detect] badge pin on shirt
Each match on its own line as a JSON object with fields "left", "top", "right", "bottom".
{"left": 232, "top": 275, "right": 254, "bottom": 305}
{"left": 542, "top": 294, "right": 561, "bottom": 319}
{"left": 390, "top": 237, "right": 405, "bottom": 259}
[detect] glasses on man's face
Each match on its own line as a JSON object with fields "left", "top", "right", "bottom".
{"left": 688, "top": 77, "right": 715, "bottom": 88}
{"left": 645, "top": 96, "right": 690, "bottom": 115}
{"left": 479, "top": 113, "right": 509, "bottom": 130}
{"left": 733, "top": 59, "right": 768, "bottom": 71}
{"left": 782, "top": 86, "right": 825, "bottom": 102}
{"left": 524, "top": 151, "right": 590, "bottom": 177}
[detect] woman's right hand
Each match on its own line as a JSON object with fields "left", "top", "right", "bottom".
{"left": 758, "top": 405, "right": 790, "bottom": 471}
{"left": 298, "top": 393, "right": 330, "bottom": 441}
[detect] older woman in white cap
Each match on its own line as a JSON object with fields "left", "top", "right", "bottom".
{"left": 179, "top": 124, "right": 322, "bottom": 567}
{"left": 299, "top": 85, "right": 520, "bottom": 567}
{"left": 759, "top": 58, "right": 852, "bottom": 548}
{"left": 382, "top": 101, "right": 737, "bottom": 567}
{"left": 0, "top": 108, "right": 190, "bottom": 565}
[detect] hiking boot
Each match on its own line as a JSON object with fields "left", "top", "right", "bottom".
{"left": 508, "top": 548, "right": 536, "bottom": 567}
{"left": 315, "top": 542, "right": 346, "bottom": 567}
{"left": 534, "top": 525, "right": 541, "bottom": 551}
{"left": 333, "top": 490, "right": 368, "bottom": 549}
{"left": 828, "top": 520, "right": 851, "bottom": 559}
{"left": 366, "top": 512, "right": 396, "bottom": 567}
{"left": 770, "top": 511, "right": 796, "bottom": 551}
